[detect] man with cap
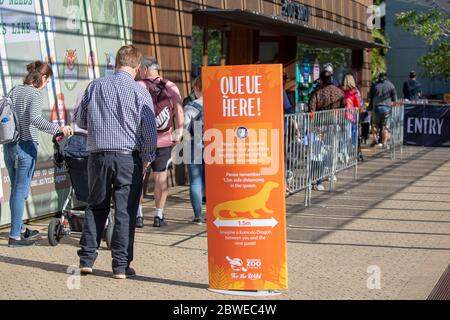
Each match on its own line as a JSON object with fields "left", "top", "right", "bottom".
{"left": 403, "top": 70, "right": 422, "bottom": 101}
{"left": 136, "top": 58, "right": 184, "bottom": 228}
{"left": 368, "top": 72, "right": 398, "bottom": 148}
{"left": 323, "top": 63, "right": 340, "bottom": 87}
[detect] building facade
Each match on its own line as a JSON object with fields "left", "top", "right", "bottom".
{"left": 0, "top": 0, "right": 378, "bottom": 226}
{"left": 133, "top": 0, "right": 379, "bottom": 99}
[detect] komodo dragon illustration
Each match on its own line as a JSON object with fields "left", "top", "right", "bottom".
{"left": 213, "top": 182, "right": 280, "bottom": 220}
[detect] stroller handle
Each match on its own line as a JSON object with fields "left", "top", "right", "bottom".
{"left": 52, "top": 132, "right": 65, "bottom": 143}
{"left": 53, "top": 131, "right": 87, "bottom": 143}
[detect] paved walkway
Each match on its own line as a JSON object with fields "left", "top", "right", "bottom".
{"left": 0, "top": 146, "right": 449, "bottom": 300}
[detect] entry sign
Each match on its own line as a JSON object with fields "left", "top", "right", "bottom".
{"left": 202, "top": 64, "right": 288, "bottom": 292}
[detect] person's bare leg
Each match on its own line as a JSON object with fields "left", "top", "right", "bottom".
{"left": 371, "top": 126, "right": 379, "bottom": 147}
{"left": 382, "top": 128, "right": 390, "bottom": 146}
{"left": 154, "top": 171, "right": 169, "bottom": 216}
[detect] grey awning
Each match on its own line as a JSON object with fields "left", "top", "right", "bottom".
{"left": 193, "top": 9, "right": 386, "bottom": 49}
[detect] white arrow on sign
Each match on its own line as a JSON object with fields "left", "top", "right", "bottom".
{"left": 213, "top": 218, "right": 279, "bottom": 229}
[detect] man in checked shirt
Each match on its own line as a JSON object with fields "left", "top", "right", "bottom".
{"left": 74, "top": 45, "right": 157, "bottom": 280}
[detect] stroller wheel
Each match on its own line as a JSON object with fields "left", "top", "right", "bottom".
{"left": 48, "top": 218, "right": 63, "bottom": 247}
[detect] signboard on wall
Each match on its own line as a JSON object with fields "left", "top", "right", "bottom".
{"left": 404, "top": 104, "right": 450, "bottom": 147}
{"left": 281, "top": 0, "right": 311, "bottom": 24}
{"left": 0, "top": 0, "right": 132, "bottom": 226}
{"left": 203, "top": 64, "right": 288, "bottom": 293}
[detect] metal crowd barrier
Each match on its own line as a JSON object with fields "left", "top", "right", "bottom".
{"left": 389, "top": 104, "right": 405, "bottom": 160}
{"left": 285, "top": 109, "right": 360, "bottom": 206}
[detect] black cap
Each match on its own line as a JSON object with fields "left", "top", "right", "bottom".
{"left": 410, "top": 70, "right": 417, "bottom": 78}
{"left": 378, "top": 72, "right": 388, "bottom": 81}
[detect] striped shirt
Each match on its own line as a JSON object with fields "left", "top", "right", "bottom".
{"left": 10, "top": 85, "right": 60, "bottom": 143}
{"left": 74, "top": 70, "right": 157, "bottom": 162}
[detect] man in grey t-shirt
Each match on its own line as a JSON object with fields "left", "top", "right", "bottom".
{"left": 369, "top": 73, "right": 398, "bottom": 148}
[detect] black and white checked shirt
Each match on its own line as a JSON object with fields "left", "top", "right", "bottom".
{"left": 74, "top": 70, "right": 157, "bottom": 161}
{"left": 10, "top": 85, "right": 60, "bottom": 142}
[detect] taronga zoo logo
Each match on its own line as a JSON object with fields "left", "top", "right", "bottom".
{"left": 64, "top": 49, "right": 78, "bottom": 91}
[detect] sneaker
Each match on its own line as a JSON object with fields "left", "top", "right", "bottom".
{"left": 113, "top": 267, "right": 136, "bottom": 280}
{"left": 376, "top": 143, "right": 383, "bottom": 148}
{"left": 21, "top": 228, "right": 41, "bottom": 241}
{"left": 314, "top": 184, "right": 325, "bottom": 191}
{"left": 8, "top": 238, "right": 35, "bottom": 248}
{"left": 370, "top": 141, "right": 378, "bottom": 148}
{"left": 192, "top": 217, "right": 205, "bottom": 225}
{"left": 79, "top": 266, "right": 93, "bottom": 275}
{"left": 136, "top": 217, "right": 144, "bottom": 229}
{"left": 153, "top": 216, "right": 168, "bottom": 228}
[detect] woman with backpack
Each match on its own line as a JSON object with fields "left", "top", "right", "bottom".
{"left": 183, "top": 76, "right": 205, "bottom": 225}
{"left": 3, "top": 61, "right": 73, "bottom": 247}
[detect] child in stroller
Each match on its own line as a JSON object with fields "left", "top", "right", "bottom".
{"left": 48, "top": 132, "right": 114, "bottom": 248}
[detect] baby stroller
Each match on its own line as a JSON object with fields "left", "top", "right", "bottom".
{"left": 48, "top": 132, "right": 114, "bottom": 249}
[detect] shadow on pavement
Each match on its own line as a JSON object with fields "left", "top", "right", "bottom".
{"left": 0, "top": 255, "right": 208, "bottom": 290}
{"left": 285, "top": 147, "right": 450, "bottom": 245}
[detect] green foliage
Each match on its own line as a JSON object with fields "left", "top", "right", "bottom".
{"left": 396, "top": 8, "right": 450, "bottom": 81}
{"left": 192, "top": 26, "right": 222, "bottom": 67}
{"left": 297, "top": 45, "right": 352, "bottom": 74}
{"left": 371, "top": 28, "right": 390, "bottom": 81}
{"left": 367, "top": 1, "right": 390, "bottom": 82}
{"left": 419, "top": 42, "right": 450, "bottom": 80}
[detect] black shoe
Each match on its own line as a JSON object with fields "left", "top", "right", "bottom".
{"left": 113, "top": 267, "right": 136, "bottom": 280}
{"left": 192, "top": 217, "right": 206, "bottom": 225}
{"left": 153, "top": 216, "right": 167, "bottom": 228}
{"left": 21, "top": 228, "right": 41, "bottom": 241}
{"left": 136, "top": 217, "right": 144, "bottom": 228}
{"left": 8, "top": 238, "right": 36, "bottom": 248}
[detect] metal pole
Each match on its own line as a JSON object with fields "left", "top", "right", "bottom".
{"left": 330, "top": 112, "right": 337, "bottom": 192}
{"left": 400, "top": 105, "right": 404, "bottom": 159}
{"left": 354, "top": 110, "right": 359, "bottom": 181}
{"left": 305, "top": 114, "right": 312, "bottom": 207}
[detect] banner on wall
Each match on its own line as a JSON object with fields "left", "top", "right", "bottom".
{"left": 404, "top": 104, "right": 450, "bottom": 147}
{"left": 0, "top": 0, "right": 132, "bottom": 226}
{"left": 0, "top": 2, "right": 55, "bottom": 44}
{"left": 203, "top": 64, "right": 288, "bottom": 293}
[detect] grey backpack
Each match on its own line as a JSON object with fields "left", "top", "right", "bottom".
{"left": 0, "top": 88, "right": 20, "bottom": 144}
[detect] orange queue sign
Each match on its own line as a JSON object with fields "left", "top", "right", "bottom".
{"left": 202, "top": 64, "right": 288, "bottom": 292}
